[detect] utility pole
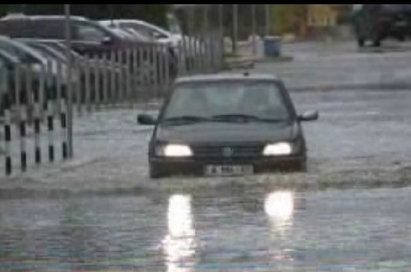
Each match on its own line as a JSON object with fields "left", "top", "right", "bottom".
{"left": 265, "top": 4, "right": 271, "bottom": 36}
{"left": 233, "top": 4, "right": 238, "bottom": 54}
{"left": 251, "top": 4, "right": 257, "bottom": 55}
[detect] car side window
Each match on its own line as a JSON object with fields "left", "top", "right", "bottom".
{"left": 150, "top": 29, "right": 168, "bottom": 39}
{"left": 121, "top": 23, "right": 167, "bottom": 39}
{"left": 121, "top": 23, "right": 151, "bottom": 37}
{"left": 75, "top": 23, "right": 107, "bottom": 42}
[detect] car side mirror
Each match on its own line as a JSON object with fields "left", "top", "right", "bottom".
{"left": 298, "top": 110, "right": 318, "bottom": 122}
{"left": 101, "top": 36, "right": 113, "bottom": 45}
{"left": 137, "top": 114, "right": 157, "bottom": 125}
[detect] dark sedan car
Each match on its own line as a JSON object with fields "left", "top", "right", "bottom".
{"left": 137, "top": 73, "right": 318, "bottom": 178}
{"left": 352, "top": 4, "right": 411, "bottom": 47}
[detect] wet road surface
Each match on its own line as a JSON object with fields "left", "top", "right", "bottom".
{"left": 2, "top": 187, "right": 411, "bottom": 271}
{"left": 3, "top": 41, "right": 411, "bottom": 271}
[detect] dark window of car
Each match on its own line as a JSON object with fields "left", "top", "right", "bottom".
{"left": 25, "top": 43, "right": 63, "bottom": 61}
{"left": 74, "top": 22, "right": 107, "bottom": 42}
{"left": 0, "top": 19, "right": 66, "bottom": 39}
{"left": 162, "top": 80, "right": 291, "bottom": 121}
{"left": 0, "top": 19, "right": 29, "bottom": 37}
{"left": 119, "top": 23, "right": 168, "bottom": 39}
{"left": 34, "top": 20, "right": 67, "bottom": 39}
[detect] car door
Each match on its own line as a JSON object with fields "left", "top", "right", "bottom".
{"left": 70, "top": 21, "right": 114, "bottom": 59}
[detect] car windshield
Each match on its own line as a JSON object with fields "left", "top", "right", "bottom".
{"left": 25, "top": 43, "right": 63, "bottom": 61}
{"left": 0, "top": 39, "right": 43, "bottom": 63}
{"left": 161, "top": 80, "right": 290, "bottom": 124}
{"left": 43, "top": 42, "right": 82, "bottom": 59}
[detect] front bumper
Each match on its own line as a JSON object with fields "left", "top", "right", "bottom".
{"left": 150, "top": 156, "right": 306, "bottom": 177}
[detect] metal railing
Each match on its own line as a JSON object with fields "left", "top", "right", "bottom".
{"left": 0, "top": 32, "right": 224, "bottom": 175}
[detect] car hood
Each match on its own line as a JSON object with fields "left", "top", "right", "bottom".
{"left": 155, "top": 121, "right": 298, "bottom": 144}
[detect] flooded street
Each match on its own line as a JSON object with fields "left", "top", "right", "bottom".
{"left": 2, "top": 186, "right": 411, "bottom": 271}
{"left": 3, "top": 40, "right": 411, "bottom": 271}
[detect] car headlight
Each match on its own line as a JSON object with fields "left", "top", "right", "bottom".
{"left": 156, "top": 144, "right": 193, "bottom": 157}
{"left": 263, "top": 142, "right": 292, "bottom": 156}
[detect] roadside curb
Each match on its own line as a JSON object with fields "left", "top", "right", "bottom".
{"left": 223, "top": 55, "right": 293, "bottom": 70}
{"left": 288, "top": 82, "right": 411, "bottom": 92}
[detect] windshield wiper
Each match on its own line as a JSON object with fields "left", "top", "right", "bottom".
{"left": 211, "top": 114, "right": 287, "bottom": 123}
{"left": 162, "top": 115, "right": 211, "bottom": 124}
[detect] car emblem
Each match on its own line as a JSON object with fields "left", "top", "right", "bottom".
{"left": 222, "top": 147, "right": 234, "bottom": 157}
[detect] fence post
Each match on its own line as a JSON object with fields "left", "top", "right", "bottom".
{"left": 109, "top": 50, "right": 116, "bottom": 108}
{"left": 16, "top": 64, "right": 27, "bottom": 172}
{"left": 132, "top": 46, "right": 139, "bottom": 105}
{"left": 125, "top": 47, "right": 132, "bottom": 107}
{"left": 73, "top": 57, "right": 82, "bottom": 115}
{"left": 4, "top": 93, "right": 12, "bottom": 175}
{"left": 2, "top": 66, "right": 12, "bottom": 175}
{"left": 164, "top": 45, "right": 171, "bottom": 96}
{"left": 34, "top": 66, "right": 44, "bottom": 165}
{"left": 84, "top": 57, "right": 91, "bottom": 113}
{"left": 93, "top": 55, "right": 101, "bottom": 109}
{"left": 56, "top": 61, "right": 63, "bottom": 116}
{"left": 60, "top": 92, "right": 68, "bottom": 160}
{"left": 102, "top": 53, "right": 109, "bottom": 108}
{"left": 152, "top": 44, "right": 159, "bottom": 100}
{"left": 136, "top": 45, "right": 148, "bottom": 102}
{"left": 117, "top": 50, "right": 124, "bottom": 105}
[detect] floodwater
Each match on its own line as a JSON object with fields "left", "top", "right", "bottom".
{"left": 2, "top": 186, "right": 411, "bottom": 271}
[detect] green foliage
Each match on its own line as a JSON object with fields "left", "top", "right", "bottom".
{"left": 270, "top": 4, "right": 306, "bottom": 35}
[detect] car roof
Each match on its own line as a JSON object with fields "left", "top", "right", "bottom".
{"left": 100, "top": 19, "right": 151, "bottom": 25}
{"left": 99, "top": 19, "right": 170, "bottom": 35}
{"left": 1, "top": 14, "right": 88, "bottom": 21}
{"left": 175, "top": 73, "right": 280, "bottom": 84}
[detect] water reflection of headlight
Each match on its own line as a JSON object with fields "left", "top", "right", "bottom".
{"left": 264, "top": 191, "right": 295, "bottom": 263}
{"left": 162, "top": 194, "right": 196, "bottom": 272}
{"left": 167, "top": 194, "right": 194, "bottom": 238}
{"left": 264, "top": 191, "right": 294, "bottom": 221}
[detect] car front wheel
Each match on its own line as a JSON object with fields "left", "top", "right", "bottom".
{"left": 149, "top": 164, "right": 167, "bottom": 179}
{"left": 372, "top": 39, "right": 381, "bottom": 47}
{"left": 297, "top": 159, "right": 308, "bottom": 172}
{"left": 357, "top": 37, "right": 365, "bottom": 47}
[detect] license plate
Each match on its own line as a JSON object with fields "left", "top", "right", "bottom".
{"left": 204, "top": 165, "right": 254, "bottom": 176}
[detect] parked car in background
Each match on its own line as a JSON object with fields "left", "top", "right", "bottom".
{"left": 98, "top": 19, "right": 203, "bottom": 65}
{"left": 0, "top": 15, "right": 136, "bottom": 58}
{"left": 15, "top": 38, "right": 129, "bottom": 104}
{"left": 352, "top": 4, "right": 411, "bottom": 47}
{"left": 0, "top": 35, "right": 72, "bottom": 105}
{"left": 98, "top": 19, "right": 178, "bottom": 79}
{"left": 0, "top": 49, "right": 20, "bottom": 113}
{"left": 0, "top": 14, "right": 178, "bottom": 80}
{"left": 17, "top": 38, "right": 80, "bottom": 87}
{"left": 98, "top": 20, "right": 153, "bottom": 42}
